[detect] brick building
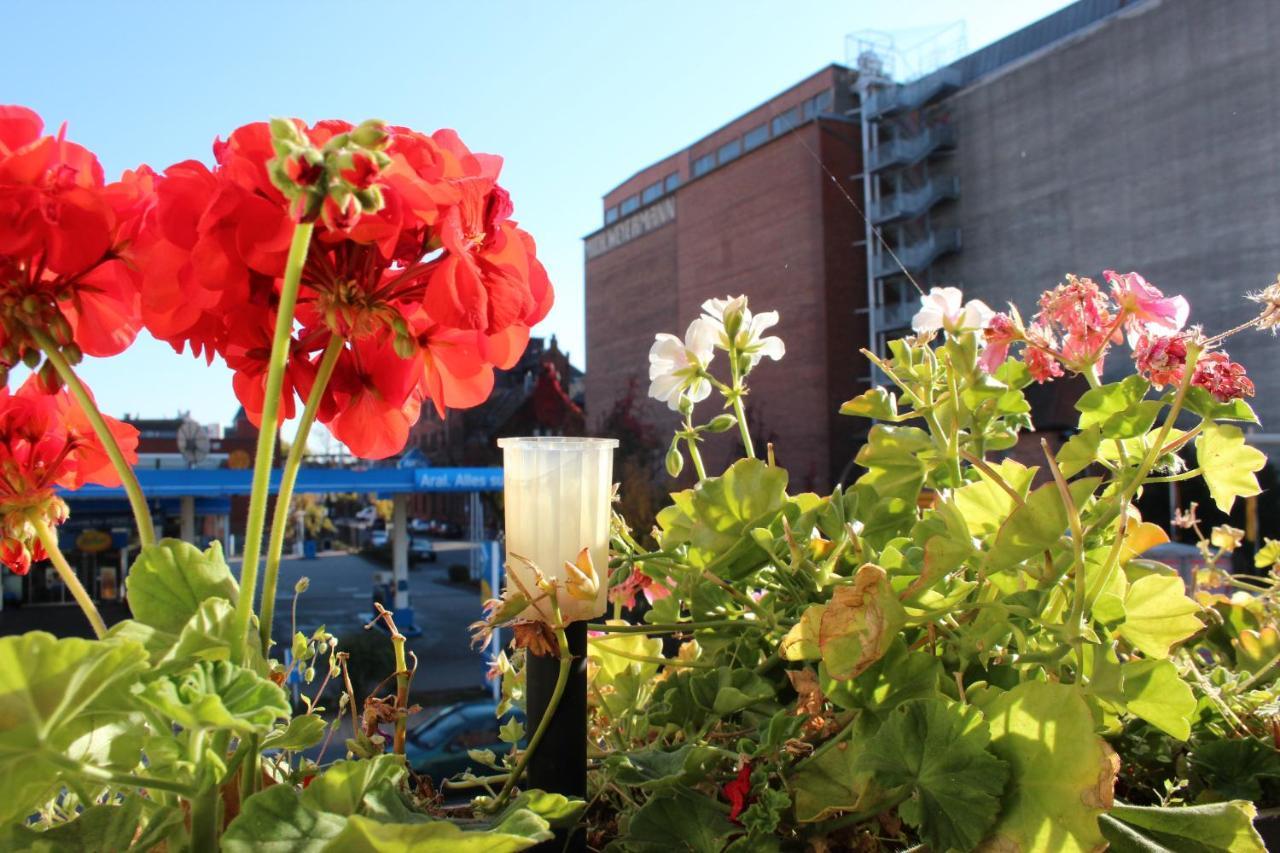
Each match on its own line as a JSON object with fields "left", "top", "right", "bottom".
{"left": 587, "top": 0, "right": 1280, "bottom": 493}
{"left": 584, "top": 65, "right": 867, "bottom": 490}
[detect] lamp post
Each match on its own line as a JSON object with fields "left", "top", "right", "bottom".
{"left": 498, "top": 437, "right": 617, "bottom": 852}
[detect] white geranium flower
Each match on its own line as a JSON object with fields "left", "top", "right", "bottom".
{"left": 911, "top": 286, "right": 994, "bottom": 334}
{"left": 648, "top": 318, "right": 716, "bottom": 411}
{"left": 700, "top": 295, "right": 785, "bottom": 367}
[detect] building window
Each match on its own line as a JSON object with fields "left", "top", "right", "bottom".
{"left": 744, "top": 123, "right": 768, "bottom": 151}
{"left": 692, "top": 153, "right": 715, "bottom": 177}
{"left": 604, "top": 206, "right": 618, "bottom": 225}
{"left": 641, "top": 181, "right": 663, "bottom": 204}
{"left": 620, "top": 195, "right": 640, "bottom": 216}
{"left": 771, "top": 106, "right": 801, "bottom": 136}
{"left": 803, "top": 90, "right": 834, "bottom": 121}
{"left": 718, "top": 138, "right": 741, "bottom": 165}
{"left": 664, "top": 172, "right": 680, "bottom": 192}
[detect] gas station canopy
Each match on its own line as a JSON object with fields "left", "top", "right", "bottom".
{"left": 62, "top": 467, "right": 504, "bottom": 499}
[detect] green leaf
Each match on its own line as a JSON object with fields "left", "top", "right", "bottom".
{"left": 840, "top": 387, "right": 905, "bottom": 421}
{"left": 139, "top": 660, "right": 290, "bottom": 736}
{"left": 621, "top": 787, "right": 737, "bottom": 852}
{"left": 607, "top": 744, "right": 725, "bottom": 790}
{"left": 1121, "top": 659, "right": 1196, "bottom": 740}
{"left": 780, "top": 604, "right": 822, "bottom": 661}
{"left": 855, "top": 699, "right": 1008, "bottom": 852}
{"left": 710, "top": 667, "right": 777, "bottom": 715}
{"left": 821, "top": 638, "right": 941, "bottom": 717}
{"left": 1057, "top": 426, "right": 1102, "bottom": 478}
{"left": 655, "top": 458, "right": 789, "bottom": 572}
{"left": 818, "top": 564, "right": 906, "bottom": 681}
{"left": 1190, "top": 739, "right": 1280, "bottom": 802}
{"left": 323, "top": 811, "right": 549, "bottom": 852}
{"left": 1181, "top": 386, "right": 1259, "bottom": 424}
{"left": 1101, "top": 800, "right": 1265, "bottom": 852}
{"left": 1077, "top": 375, "right": 1154, "bottom": 437}
{"left": 988, "top": 481, "right": 1067, "bottom": 572}
{"left": 223, "top": 784, "right": 349, "bottom": 853}
{"left": 982, "top": 682, "right": 1116, "bottom": 852}
{"left": 263, "top": 714, "right": 328, "bottom": 751}
{"left": 1254, "top": 538, "right": 1280, "bottom": 569}
{"left": 1197, "top": 423, "right": 1266, "bottom": 513}
{"left": 788, "top": 714, "right": 887, "bottom": 822}
{"left": 499, "top": 718, "right": 525, "bottom": 744}
{"left": 127, "top": 538, "right": 238, "bottom": 633}
{"left": 1117, "top": 575, "right": 1203, "bottom": 658}
{"left": 302, "top": 755, "right": 408, "bottom": 816}
{"left": 0, "top": 797, "right": 159, "bottom": 852}
{"left": 0, "top": 632, "right": 148, "bottom": 826}
{"left": 854, "top": 425, "right": 931, "bottom": 499}
{"left": 496, "top": 790, "right": 588, "bottom": 828}
{"left": 954, "top": 458, "right": 1035, "bottom": 538}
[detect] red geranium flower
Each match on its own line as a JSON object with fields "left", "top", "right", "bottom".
{"left": 0, "top": 376, "right": 138, "bottom": 573}
{"left": 0, "top": 105, "right": 148, "bottom": 374}
{"left": 724, "top": 762, "right": 753, "bottom": 823}
{"left": 1192, "top": 350, "right": 1255, "bottom": 402}
{"left": 134, "top": 118, "right": 553, "bottom": 458}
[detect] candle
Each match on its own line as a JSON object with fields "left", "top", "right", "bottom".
{"left": 498, "top": 437, "right": 618, "bottom": 623}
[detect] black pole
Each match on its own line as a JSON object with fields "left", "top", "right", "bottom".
{"left": 526, "top": 619, "right": 587, "bottom": 852}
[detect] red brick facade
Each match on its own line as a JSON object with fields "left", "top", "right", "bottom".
{"left": 585, "top": 65, "right": 869, "bottom": 491}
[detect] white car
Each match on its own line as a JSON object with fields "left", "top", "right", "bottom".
{"left": 370, "top": 529, "right": 389, "bottom": 548}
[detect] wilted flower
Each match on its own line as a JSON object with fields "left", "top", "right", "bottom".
{"left": 1133, "top": 333, "right": 1188, "bottom": 388}
{"left": 911, "top": 286, "right": 993, "bottom": 335}
{"left": 648, "top": 319, "right": 716, "bottom": 410}
{"left": 1173, "top": 503, "right": 1200, "bottom": 530}
{"left": 1191, "top": 350, "right": 1254, "bottom": 402}
{"left": 1248, "top": 277, "right": 1280, "bottom": 333}
{"left": 563, "top": 547, "right": 599, "bottom": 602}
{"left": 700, "top": 295, "right": 785, "bottom": 367}
{"left": 1024, "top": 343, "right": 1064, "bottom": 384}
{"left": 1210, "top": 525, "right": 1245, "bottom": 552}
{"left": 979, "top": 312, "right": 1021, "bottom": 373}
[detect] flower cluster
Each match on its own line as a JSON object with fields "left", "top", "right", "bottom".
{"left": 134, "top": 118, "right": 552, "bottom": 457}
{"left": 0, "top": 377, "right": 138, "bottom": 572}
{"left": 647, "top": 295, "right": 783, "bottom": 411}
{"left": 0, "top": 105, "right": 149, "bottom": 386}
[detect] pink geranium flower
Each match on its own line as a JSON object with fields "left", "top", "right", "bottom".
{"left": 1133, "top": 333, "right": 1188, "bottom": 388}
{"left": 979, "top": 313, "right": 1020, "bottom": 373}
{"left": 1105, "top": 270, "right": 1189, "bottom": 346}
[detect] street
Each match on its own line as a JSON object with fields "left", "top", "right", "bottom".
{"left": 234, "top": 543, "right": 492, "bottom": 697}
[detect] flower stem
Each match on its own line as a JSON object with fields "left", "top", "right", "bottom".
{"left": 392, "top": 632, "right": 410, "bottom": 755}
{"left": 188, "top": 782, "right": 220, "bottom": 853}
{"left": 231, "top": 222, "right": 314, "bottom": 664}
{"left": 258, "top": 333, "right": 344, "bottom": 655}
{"left": 489, "top": 621, "right": 572, "bottom": 812}
{"left": 33, "top": 517, "right": 106, "bottom": 638}
{"left": 31, "top": 329, "right": 155, "bottom": 547}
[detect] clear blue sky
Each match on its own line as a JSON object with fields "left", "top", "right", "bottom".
{"left": 4, "top": 0, "right": 1071, "bottom": 441}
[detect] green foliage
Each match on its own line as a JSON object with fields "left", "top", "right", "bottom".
{"left": 982, "top": 682, "right": 1115, "bottom": 852}
{"left": 0, "top": 632, "right": 148, "bottom": 826}
{"left": 126, "top": 538, "right": 238, "bottom": 633}
{"left": 619, "top": 787, "right": 737, "bottom": 852}
{"left": 1101, "top": 801, "right": 1265, "bottom": 852}
{"left": 1197, "top": 423, "right": 1266, "bottom": 512}
{"left": 855, "top": 699, "right": 1008, "bottom": 852}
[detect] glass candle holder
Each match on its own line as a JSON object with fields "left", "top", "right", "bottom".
{"left": 498, "top": 436, "right": 618, "bottom": 623}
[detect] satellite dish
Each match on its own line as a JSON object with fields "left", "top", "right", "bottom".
{"left": 177, "top": 418, "right": 211, "bottom": 467}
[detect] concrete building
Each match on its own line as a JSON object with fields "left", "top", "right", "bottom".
{"left": 586, "top": 0, "right": 1280, "bottom": 489}
{"left": 861, "top": 0, "right": 1280, "bottom": 425}
{"left": 584, "top": 66, "right": 866, "bottom": 490}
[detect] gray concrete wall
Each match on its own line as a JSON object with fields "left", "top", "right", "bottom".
{"left": 930, "top": 0, "right": 1280, "bottom": 425}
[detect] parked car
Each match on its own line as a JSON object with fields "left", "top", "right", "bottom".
{"left": 405, "top": 699, "right": 524, "bottom": 782}
{"left": 369, "top": 529, "right": 388, "bottom": 548}
{"left": 410, "top": 536, "right": 436, "bottom": 563}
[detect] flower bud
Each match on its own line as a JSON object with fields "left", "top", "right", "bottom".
{"left": 21, "top": 348, "right": 40, "bottom": 369}
{"left": 20, "top": 295, "right": 38, "bottom": 315}
{"left": 705, "top": 415, "right": 736, "bottom": 433}
{"left": 392, "top": 333, "right": 417, "bottom": 360}
{"left": 321, "top": 191, "right": 359, "bottom": 232}
{"left": 563, "top": 547, "right": 599, "bottom": 602}
{"left": 350, "top": 119, "right": 390, "bottom": 150}
{"left": 665, "top": 446, "right": 684, "bottom": 478}
{"left": 295, "top": 576, "right": 310, "bottom": 594}
{"left": 62, "top": 343, "right": 82, "bottom": 366}
{"left": 269, "top": 117, "right": 307, "bottom": 150}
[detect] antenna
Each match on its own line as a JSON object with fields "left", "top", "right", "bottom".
{"left": 176, "top": 418, "right": 210, "bottom": 468}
